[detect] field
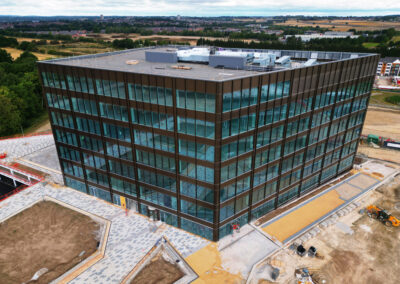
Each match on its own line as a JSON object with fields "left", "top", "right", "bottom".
{"left": 362, "top": 106, "right": 400, "bottom": 140}
{"left": 369, "top": 91, "right": 400, "bottom": 107}
{"left": 0, "top": 201, "right": 100, "bottom": 284}
{"left": 362, "top": 42, "right": 379, "bottom": 49}
{"left": 86, "top": 33, "right": 257, "bottom": 45}
{"left": 280, "top": 19, "right": 400, "bottom": 31}
{"left": 1, "top": 47, "right": 56, "bottom": 60}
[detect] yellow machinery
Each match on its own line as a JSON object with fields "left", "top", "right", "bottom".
{"left": 366, "top": 205, "right": 400, "bottom": 227}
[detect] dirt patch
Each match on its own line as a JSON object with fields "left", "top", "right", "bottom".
{"left": 357, "top": 145, "right": 400, "bottom": 165}
{"left": 362, "top": 107, "right": 400, "bottom": 140}
{"left": 256, "top": 173, "right": 400, "bottom": 284}
{"left": 316, "top": 176, "right": 400, "bottom": 284}
{"left": 131, "top": 252, "right": 184, "bottom": 284}
{"left": 0, "top": 201, "right": 100, "bottom": 284}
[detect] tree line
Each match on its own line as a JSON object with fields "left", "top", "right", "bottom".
{"left": 0, "top": 50, "right": 44, "bottom": 136}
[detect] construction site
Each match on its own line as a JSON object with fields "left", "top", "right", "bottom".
{"left": 0, "top": 46, "right": 399, "bottom": 283}
{"left": 0, "top": 122, "right": 399, "bottom": 284}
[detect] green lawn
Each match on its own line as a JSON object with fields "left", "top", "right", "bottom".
{"left": 392, "top": 35, "right": 400, "bottom": 42}
{"left": 362, "top": 42, "right": 379, "bottom": 49}
{"left": 369, "top": 90, "right": 400, "bottom": 107}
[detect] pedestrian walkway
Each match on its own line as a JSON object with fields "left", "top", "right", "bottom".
{"left": 0, "top": 182, "right": 209, "bottom": 284}
{"left": 261, "top": 173, "right": 380, "bottom": 244}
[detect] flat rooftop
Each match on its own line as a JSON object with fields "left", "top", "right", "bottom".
{"left": 41, "top": 46, "right": 375, "bottom": 82}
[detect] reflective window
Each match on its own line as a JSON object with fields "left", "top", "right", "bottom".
{"left": 103, "top": 122, "right": 131, "bottom": 142}
{"left": 54, "top": 129, "right": 78, "bottom": 146}
{"left": 137, "top": 168, "right": 176, "bottom": 191}
{"left": 258, "top": 104, "right": 287, "bottom": 127}
{"left": 181, "top": 199, "right": 213, "bottom": 222}
{"left": 106, "top": 142, "right": 133, "bottom": 161}
{"left": 222, "top": 87, "right": 258, "bottom": 112}
{"left": 177, "top": 116, "right": 215, "bottom": 139}
{"left": 58, "top": 146, "right": 80, "bottom": 162}
{"left": 181, "top": 218, "right": 213, "bottom": 240}
{"left": 71, "top": 97, "right": 97, "bottom": 115}
{"left": 176, "top": 90, "right": 215, "bottom": 113}
{"left": 99, "top": 102, "right": 128, "bottom": 122}
{"left": 108, "top": 159, "right": 135, "bottom": 179}
{"left": 51, "top": 111, "right": 74, "bottom": 129}
{"left": 221, "top": 136, "right": 253, "bottom": 161}
{"left": 79, "top": 135, "right": 104, "bottom": 153}
{"left": 180, "top": 181, "right": 214, "bottom": 203}
{"left": 220, "top": 156, "right": 252, "bottom": 182}
{"left": 179, "top": 161, "right": 214, "bottom": 183}
{"left": 46, "top": 93, "right": 70, "bottom": 110}
{"left": 65, "top": 177, "right": 86, "bottom": 193}
{"left": 62, "top": 161, "right": 83, "bottom": 178}
{"left": 95, "top": 79, "right": 125, "bottom": 98}
{"left": 179, "top": 139, "right": 214, "bottom": 162}
{"left": 136, "top": 149, "right": 176, "bottom": 173}
{"left": 131, "top": 109, "right": 174, "bottom": 131}
{"left": 112, "top": 178, "right": 136, "bottom": 195}
{"left": 140, "top": 186, "right": 177, "bottom": 209}
{"left": 129, "top": 84, "right": 173, "bottom": 106}
{"left": 221, "top": 113, "right": 256, "bottom": 138}
{"left": 134, "top": 130, "right": 175, "bottom": 153}
{"left": 76, "top": 117, "right": 101, "bottom": 135}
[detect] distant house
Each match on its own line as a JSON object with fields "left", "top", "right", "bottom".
{"left": 288, "top": 32, "right": 359, "bottom": 42}
{"left": 376, "top": 58, "right": 400, "bottom": 76}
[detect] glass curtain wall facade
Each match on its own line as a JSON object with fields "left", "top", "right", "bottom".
{"left": 38, "top": 51, "right": 379, "bottom": 241}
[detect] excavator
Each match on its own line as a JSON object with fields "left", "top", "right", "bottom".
{"left": 366, "top": 205, "right": 400, "bottom": 227}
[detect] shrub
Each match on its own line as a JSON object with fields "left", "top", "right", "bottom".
{"left": 384, "top": 95, "right": 400, "bottom": 105}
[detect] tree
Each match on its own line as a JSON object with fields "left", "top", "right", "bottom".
{"left": 0, "top": 87, "right": 22, "bottom": 136}
{"left": 0, "top": 49, "right": 12, "bottom": 63}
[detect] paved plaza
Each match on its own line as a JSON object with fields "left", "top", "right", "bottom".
{"left": 1, "top": 134, "right": 397, "bottom": 283}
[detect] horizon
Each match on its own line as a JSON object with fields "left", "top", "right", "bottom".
{"left": 1, "top": 14, "right": 400, "bottom": 18}
{"left": 1, "top": 0, "right": 400, "bottom": 17}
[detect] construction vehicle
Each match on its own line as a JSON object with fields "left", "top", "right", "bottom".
{"left": 366, "top": 205, "right": 400, "bottom": 227}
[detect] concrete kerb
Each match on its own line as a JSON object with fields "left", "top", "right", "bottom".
{"left": 246, "top": 165, "right": 399, "bottom": 284}
{"left": 18, "top": 158, "right": 62, "bottom": 175}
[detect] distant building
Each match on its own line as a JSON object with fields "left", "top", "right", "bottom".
{"left": 100, "top": 14, "right": 104, "bottom": 21}
{"left": 289, "top": 32, "right": 359, "bottom": 42}
{"left": 376, "top": 57, "right": 400, "bottom": 76}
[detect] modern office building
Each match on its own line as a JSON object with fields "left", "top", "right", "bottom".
{"left": 38, "top": 46, "right": 379, "bottom": 241}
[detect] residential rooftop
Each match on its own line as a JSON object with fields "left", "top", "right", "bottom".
{"left": 41, "top": 46, "right": 375, "bottom": 81}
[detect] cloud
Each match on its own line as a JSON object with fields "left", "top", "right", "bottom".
{"left": 0, "top": 0, "right": 398, "bottom": 16}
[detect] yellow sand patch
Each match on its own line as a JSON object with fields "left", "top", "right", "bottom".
{"left": 262, "top": 190, "right": 344, "bottom": 243}
{"left": 185, "top": 243, "right": 243, "bottom": 284}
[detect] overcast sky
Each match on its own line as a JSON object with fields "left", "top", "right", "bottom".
{"left": 1, "top": 0, "right": 399, "bottom": 16}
